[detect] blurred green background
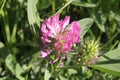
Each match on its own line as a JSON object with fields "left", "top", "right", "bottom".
{"left": 0, "top": 0, "right": 120, "bottom": 80}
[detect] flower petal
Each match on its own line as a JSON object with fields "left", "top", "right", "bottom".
{"left": 60, "top": 16, "right": 70, "bottom": 32}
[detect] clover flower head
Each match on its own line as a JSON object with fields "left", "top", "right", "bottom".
{"left": 80, "top": 38, "right": 100, "bottom": 66}
{"left": 40, "top": 14, "right": 81, "bottom": 65}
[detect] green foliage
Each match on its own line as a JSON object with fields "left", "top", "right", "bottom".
{"left": 5, "top": 54, "right": 25, "bottom": 80}
{"left": 92, "top": 48, "right": 120, "bottom": 76}
{"left": 92, "top": 11, "right": 106, "bottom": 32}
{"left": 44, "top": 69, "right": 51, "bottom": 80}
{"left": 0, "top": 0, "right": 120, "bottom": 80}
{"left": 0, "top": 0, "right": 6, "bottom": 11}
{"left": 79, "top": 18, "right": 94, "bottom": 42}
{"left": 72, "top": 0, "right": 98, "bottom": 7}
{"left": 72, "top": 0, "right": 120, "bottom": 33}
{"left": 27, "top": 0, "right": 41, "bottom": 27}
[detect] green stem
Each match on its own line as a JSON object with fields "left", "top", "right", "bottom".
{"left": 88, "top": 29, "right": 95, "bottom": 39}
{"left": 55, "top": 0, "right": 73, "bottom": 14}
{"left": 52, "top": 1, "right": 55, "bottom": 14}
{"left": 110, "top": 40, "right": 119, "bottom": 50}
{"left": 1, "top": 9, "right": 11, "bottom": 44}
{"left": 0, "top": 0, "right": 6, "bottom": 10}
{"left": 102, "top": 32, "right": 119, "bottom": 49}
{"left": 97, "top": 31, "right": 103, "bottom": 41}
{"left": 30, "top": 25, "right": 37, "bottom": 40}
{"left": 25, "top": 64, "right": 32, "bottom": 80}
{"left": 51, "top": 64, "right": 55, "bottom": 74}
{"left": 11, "top": 10, "right": 21, "bottom": 43}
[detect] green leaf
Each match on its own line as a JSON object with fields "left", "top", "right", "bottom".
{"left": 44, "top": 69, "right": 51, "bottom": 80}
{"left": 110, "top": 11, "right": 120, "bottom": 22}
{"left": 117, "top": 43, "right": 120, "bottom": 49}
{"left": 72, "top": 0, "right": 98, "bottom": 7}
{"left": 5, "top": 54, "right": 25, "bottom": 80}
{"left": 0, "top": 42, "right": 25, "bottom": 79}
{"left": 0, "top": 0, "right": 6, "bottom": 10}
{"left": 79, "top": 18, "right": 94, "bottom": 39}
{"left": 92, "top": 11, "right": 106, "bottom": 32}
{"left": 0, "top": 42, "right": 8, "bottom": 59}
{"left": 1, "top": 9, "right": 11, "bottom": 43}
{"left": 58, "top": 75, "right": 67, "bottom": 80}
{"left": 92, "top": 48, "right": 120, "bottom": 76}
{"left": 37, "top": 0, "right": 52, "bottom": 10}
{"left": 27, "top": 0, "right": 41, "bottom": 27}
{"left": 68, "top": 69, "right": 77, "bottom": 75}
{"left": 0, "top": 76, "right": 15, "bottom": 80}
{"left": 0, "top": 41, "right": 4, "bottom": 49}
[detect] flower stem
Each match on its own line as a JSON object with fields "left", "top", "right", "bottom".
{"left": 55, "top": 0, "right": 73, "bottom": 14}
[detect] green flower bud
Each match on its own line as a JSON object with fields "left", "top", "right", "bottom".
{"left": 78, "top": 38, "right": 100, "bottom": 66}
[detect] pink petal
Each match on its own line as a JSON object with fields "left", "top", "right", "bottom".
{"left": 41, "top": 36, "right": 51, "bottom": 43}
{"left": 41, "top": 23, "right": 48, "bottom": 33}
{"left": 70, "top": 21, "right": 81, "bottom": 35}
{"left": 60, "top": 16, "right": 70, "bottom": 32}
{"left": 45, "top": 14, "right": 60, "bottom": 36}
{"left": 52, "top": 14, "right": 60, "bottom": 22}
{"left": 40, "top": 50, "right": 51, "bottom": 58}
